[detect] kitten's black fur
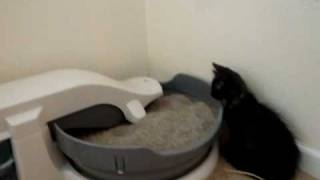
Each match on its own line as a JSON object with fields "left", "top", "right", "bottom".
{"left": 211, "top": 63, "right": 300, "bottom": 180}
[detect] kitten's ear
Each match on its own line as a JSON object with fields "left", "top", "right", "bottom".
{"left": 212, "top": 63, "right": 217, "bottom": 74}
{"left": 212, "top": 62, "right": 224, "bottom": 73}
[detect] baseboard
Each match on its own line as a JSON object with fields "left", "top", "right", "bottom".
{"left": 298, "top": 142, "right": 320, "bottom": 179}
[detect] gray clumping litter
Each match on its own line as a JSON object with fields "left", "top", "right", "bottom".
{"left": 80, "top": 94, "right": 217, "bottom": 152}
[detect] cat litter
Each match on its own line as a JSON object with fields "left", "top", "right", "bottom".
{"left": 79, "top": 94, "right": 216, "bottom": 152}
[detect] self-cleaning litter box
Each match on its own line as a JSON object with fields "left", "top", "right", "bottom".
{"left": 0, "top": 70, "right": 222, "bottom": 180}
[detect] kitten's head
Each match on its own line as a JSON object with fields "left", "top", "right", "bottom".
{"left": 211, "top": 63, "right": 248, "bottom": 107}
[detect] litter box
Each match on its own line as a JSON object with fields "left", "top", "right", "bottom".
{"left": 53, "top": 74, "right": 223, "bottom": 180}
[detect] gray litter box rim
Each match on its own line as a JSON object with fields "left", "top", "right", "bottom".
{"left": 54, "top": 101, "right": 222, "bottom": 156}
{"left": 54, "top": 73, "right": 223, "bottom": 180}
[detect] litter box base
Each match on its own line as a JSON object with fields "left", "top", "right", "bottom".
{"left": 62, "top": 143, "right": 219, "bottom": 180}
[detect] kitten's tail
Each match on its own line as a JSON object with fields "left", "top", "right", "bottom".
{"left": 224, "top": 168, "right": 265, "bottom": 180}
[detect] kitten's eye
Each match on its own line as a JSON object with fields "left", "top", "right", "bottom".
{"left": 215, "top": 81, "right": 224, "bottom": 90}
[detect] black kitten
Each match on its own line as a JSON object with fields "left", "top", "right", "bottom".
{"left": 211, "top": 63, "right": 300, "bottom": 180}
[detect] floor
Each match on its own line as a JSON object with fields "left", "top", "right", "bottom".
{"left": 2, "top": 157, "right": 316, "bottom": 180}
{"left": 207, "top": 158, "right": 317, "bottom": 180}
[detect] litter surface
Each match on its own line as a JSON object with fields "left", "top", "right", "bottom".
{"left": 80, "top": 94, "right": 217, "bottom": 152}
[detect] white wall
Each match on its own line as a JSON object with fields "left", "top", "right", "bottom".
{"left": 0, "top": 0, "right": 148, "bottom": 83}
{"left": 146, "top": 0, "right": 320, "bottom": 151}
